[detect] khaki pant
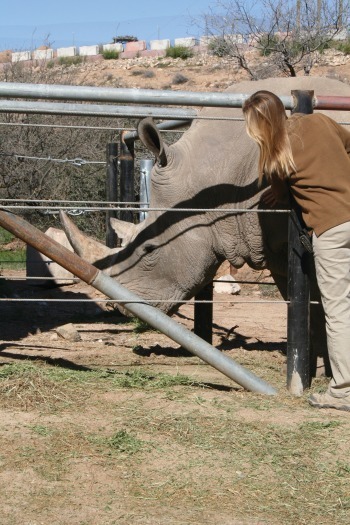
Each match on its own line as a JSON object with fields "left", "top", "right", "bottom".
{"left": 313, "top": 221, "right": 350, "bottom": 397}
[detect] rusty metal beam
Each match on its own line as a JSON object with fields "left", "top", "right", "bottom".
{"left": 0, "top": 210, "right": 98, "bottom": 284}
{"left": 314, "top": 95, "right": 350, "bottom": 111}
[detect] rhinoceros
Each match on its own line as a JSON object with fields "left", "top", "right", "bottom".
{"left": 60, "top": 77, "right": 350, "bottom": 341}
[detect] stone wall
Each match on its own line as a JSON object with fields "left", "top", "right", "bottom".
{"left": 8, "top": 35, "right": 211, "bottom": 63}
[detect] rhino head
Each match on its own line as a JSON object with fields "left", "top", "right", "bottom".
{"left": 61, "top": 118, "right": 225, "bottom": 314}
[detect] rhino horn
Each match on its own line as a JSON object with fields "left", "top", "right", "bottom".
{"left": 138, "top": 117, "right": 168, "bottom": 167}
{"left": 110, "top": 218, "right": 139, "bottom": 247}
{"left": 59, "top": 211, "right": 117, "bottom": 263}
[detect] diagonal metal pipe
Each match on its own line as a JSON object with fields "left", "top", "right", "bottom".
{"left": 0, "top": 208, "right": 277, "bottom": 395}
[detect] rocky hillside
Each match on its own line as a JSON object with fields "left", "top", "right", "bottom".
{"left": 65, "top": 49, "right": 350, "bottom": 91}
{"left": 3, "top": 48, "right": 350, "bottom": 92}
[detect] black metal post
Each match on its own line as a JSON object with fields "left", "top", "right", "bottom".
{"left": 194, "top": 283, "right": 213, "bottom": 344}
{"left": 105, "top": 142, "right": 118, "bottom": 248}
{"left": 120, "top": 132, "right": 135, "bottom": 223}
{"left": 287, "top": 90, "right": 313, "bottom": 395}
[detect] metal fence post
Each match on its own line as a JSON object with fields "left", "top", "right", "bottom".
{"left": 105, "top": 142, "right": 118, "bottom": 248}
{"left": 287, "top": 90, "right": 313, "bottom": 395}
{"left": 194, "top": 283, "right": 214, "bottom": 345}
{"left": 120, "top": 132, "right": 135, "bottom": 224}
{"left": 139, "top": 159, "right": 153, "bottom": 222}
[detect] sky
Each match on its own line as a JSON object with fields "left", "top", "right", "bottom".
{"left": 0, "top": 0, "right": 214, "bottom": 51}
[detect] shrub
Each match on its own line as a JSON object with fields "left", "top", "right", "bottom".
{"left": 58, "top": 56, "right": 84, "bottom": 67}
{"left": 208, "top": 36, "right": 232, "bottom": 57}
{"left": 166, "top": 45, "right": 194, "bottom": 59}
{"left": 172, "top": 73, "right": 189, "bottom": 85}
{"left": 102, "top": 49, "right": 119, "bottom": 60}
{"left": 142, "top": 70, "right": 155, "bottom": 78}
{"left": 333, "top": 39, "right": 350, "bottom": 55}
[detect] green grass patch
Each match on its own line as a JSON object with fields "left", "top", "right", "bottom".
{"left": 0, "top": 248, "right": 26, "bottom": 270}
{"left": 90, "top": 429, "right": 146, "bottom": 455}
{"left": 0, "top": 227, "right": 14, "bottom": 244}
{"left": 131, "top": 317, "right": 157, "bottom": 333}
{"left": 0, "top": 226, "right": 26, "bottom": 269}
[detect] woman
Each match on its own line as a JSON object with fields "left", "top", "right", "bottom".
{"left": 243, "top": 90, "right": 350, "bottom": 411}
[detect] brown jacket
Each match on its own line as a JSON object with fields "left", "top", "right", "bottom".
{"left": 271, "top": 112, "right": 350, "bottom": 236}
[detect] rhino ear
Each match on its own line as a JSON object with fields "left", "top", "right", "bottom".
{"left": 138, "top": 117, "right": 168, "bottom": 167}
{"left": 59, "top": 211, "right": 117, "bottom": 263}
{"left": 110, "top": 218, "right": 139, "bottom": 247}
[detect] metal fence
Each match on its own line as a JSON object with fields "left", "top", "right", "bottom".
{"left": 1, "top": 82, "right": 350, "bottom": 395}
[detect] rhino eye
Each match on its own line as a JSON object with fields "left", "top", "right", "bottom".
{"left": 143, "top": 243, "right": 157, "bottom": 254}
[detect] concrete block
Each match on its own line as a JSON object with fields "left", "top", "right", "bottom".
{"left": 200, "top": 36, "right": 216, "bottom": 47}
{"left": 103, "top": 43, "right": 123, "bottom": 52}
{"left": 174, "top": 37, "right": 197, "bottom": 47}
{"left": 12, "top": 51, "right": 31, "bottom": 62}
{"left": 33, "top": 48, "right": 54, "bottom": 60}
{"left": 57, "top": 46, "right": 78, "bottom": 57}
{"left": 79, "top": 45, "right": 100, "bottom": 56}
{"left": 120, "top": 49, "right": 166, "bottom": 59}
{"left": 333, "top": 28, "right": 348, "bottom": 40}
{"left": 125, "top": 40, "right": 147, "bottom": 52}
{"left": 26, "top": 227, "right": 76, "bottom": 285}
{"left": 150, "top": 39, "right": 170, "bottom": 51}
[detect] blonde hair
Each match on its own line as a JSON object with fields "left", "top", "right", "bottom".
{"left": 242, "top": 90, "right": 296, "bottom": 183}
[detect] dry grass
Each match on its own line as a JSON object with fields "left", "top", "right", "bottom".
{"left": 0, "top": 359, "right": 349, "bottom": 525}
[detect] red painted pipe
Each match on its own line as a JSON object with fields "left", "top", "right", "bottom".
{"left": 314, "top": 95, "right": 350, "bottom": 111}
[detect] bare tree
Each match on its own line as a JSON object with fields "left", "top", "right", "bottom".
{"left": 200, "top": 0, "right": 349, "bottom": 78}
{"left": 0, "top": 59, "right": 126, "bottom": 238}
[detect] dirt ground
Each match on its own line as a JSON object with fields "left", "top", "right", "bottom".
{"left": 1, "top": 266, "right": 350, "bottom": 525}
{"left": 0, "top": 264, "right": 285, "bottom": 372}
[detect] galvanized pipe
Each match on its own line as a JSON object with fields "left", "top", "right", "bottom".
{"left": 0, "top": 208, "right": 277, "bottom": 395}
{"left": 2, "top": 82, "right": 350, "bottom": 112}
{"left": 0, "top": 82, "right": 294, "bottom": 109}
{"left": 139, "top": 159, "right": 153, "bottom": 222}
{"left": 0, "top": 99, "right": 197, "bottom": 119}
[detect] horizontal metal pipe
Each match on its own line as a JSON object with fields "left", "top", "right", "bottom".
{"left": 0, "top": 99, "right": 197, "bottom": 119}
{"left": 0, "top": 208, "right": 276, "bottom": 395}
{"left": 0, "top": 81, "right": 294, "bottom": 109}
{"left": 314, "top": 95, "right": 350, "bottom": 110}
